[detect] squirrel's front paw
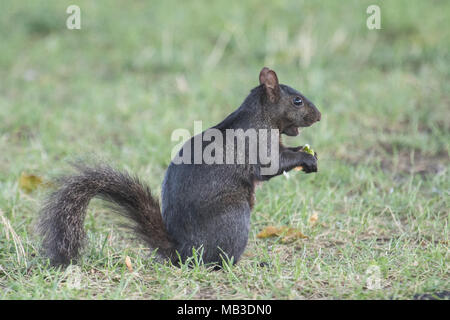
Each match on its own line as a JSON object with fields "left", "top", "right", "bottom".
{"left": 299, "top": 153, "right": 318, "bottom": 173}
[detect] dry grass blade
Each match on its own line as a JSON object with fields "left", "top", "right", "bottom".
{"left": 125, "top": 255, "right": 133, "bottom": 272}
{"left": 0, "top": 209, "right": 27, "bottom": 268}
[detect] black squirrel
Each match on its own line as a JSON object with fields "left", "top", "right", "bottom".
{"left": 37, "top": 67, "right": 321, "bottom": 267}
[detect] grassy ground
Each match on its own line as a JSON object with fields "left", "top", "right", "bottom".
{"left": 0, "top": 0, "right": 448, "bottom": 299}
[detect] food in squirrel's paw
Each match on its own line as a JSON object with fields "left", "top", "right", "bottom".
{"left": 294, "top": 144, "right": 315, "bottom": 171}
{"left": 302, "top": 144, "right": 315, "bottom": 155}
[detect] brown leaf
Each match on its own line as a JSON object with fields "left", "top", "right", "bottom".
{"left": 19, "top": 172, "right": 44, "bottom": 193}
{"left": 280, "top": 228, "right": 308, "bottom": 243}
{"left": 257, "top": 226, "right": 280, "bottom": 238}
{"left": 257, "top": 226, "right": 308, "bottom": 243}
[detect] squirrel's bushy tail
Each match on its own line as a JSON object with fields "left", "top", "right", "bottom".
{"left": 37, "top": 163, "right": 175, "bottom": 265}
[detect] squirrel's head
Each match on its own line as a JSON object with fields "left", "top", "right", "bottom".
{"left": 259, "top": 67, "right": 321, "bottom": 136}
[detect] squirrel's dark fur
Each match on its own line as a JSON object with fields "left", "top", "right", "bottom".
{"left": 37, "top": 67, "right": 321, "bottom": 266}
{"left": 38, "top": 164, "right": 175, "bottom": 265}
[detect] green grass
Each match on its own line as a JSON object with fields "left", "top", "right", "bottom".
{"left": 0, "top": 0, "right": 449, "bottom": 299}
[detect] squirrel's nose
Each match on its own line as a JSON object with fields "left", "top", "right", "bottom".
{"left": 308, "top": 102, "right": 321, "bottom": 122}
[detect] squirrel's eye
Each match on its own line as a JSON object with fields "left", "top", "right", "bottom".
{"left": 293, "top": 96, "right": 303, "bottom": 106}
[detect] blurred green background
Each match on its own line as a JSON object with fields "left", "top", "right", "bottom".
{"left": 0, "top": 0, "right": 448, "bottom": 299}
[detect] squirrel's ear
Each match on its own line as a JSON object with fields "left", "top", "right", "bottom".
{"left": 259, "top": 67, "right": 280, "bottom": 103}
